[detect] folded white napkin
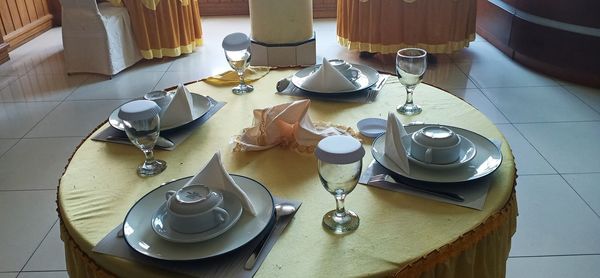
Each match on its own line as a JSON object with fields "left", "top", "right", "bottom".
{"left": 161, "top": 84, "right": 194, "bottom": 128}
{"left": 182, "top": 152, "right": 258, "bottom": 216}
{"left": 301, "top": 58, "right": 357, "bottom": 93}
{"left": 384, "top": 112, "right": 410, "bottom": 174}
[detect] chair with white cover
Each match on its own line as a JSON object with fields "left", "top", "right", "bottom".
{"left": 61, "top": 0, "right": 142, "bottom": 76}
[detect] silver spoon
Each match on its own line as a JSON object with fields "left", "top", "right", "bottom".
{"left": 244, "top": 203, "right": 297, "bottom": 270}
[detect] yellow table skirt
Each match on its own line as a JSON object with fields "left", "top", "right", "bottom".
{"left": 337, "top": 0, "right": 477, "bottom": 54}
{"left": 58, "top": 69, "right": 517, "bottom": 277}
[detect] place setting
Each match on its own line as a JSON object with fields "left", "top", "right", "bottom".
{"left": 92, "top": 152, "right": 302, "bottom": 277}
{"left": 92, "top": 84, "right": 226, "bottom": 151}
{"left": 276, "top": 57, "right": 389, "bottom": 103}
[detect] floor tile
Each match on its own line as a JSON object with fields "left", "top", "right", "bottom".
{"left": 0, "top": 139, "right": 18, "bottom": 158}
{"left": 423, "top": 63, "right": 477, "bottom": 89}
{"left": 562, "top": 84, "right": 600, "bottom": 113}
{"left": 67, "top": 71, "right": 164, "bottom": 100}
{"left": 0, "top": 273, "right": 17, "bottom": 278}
{"left": 507, "top": 255, "right": 600, "bottom": 278}
{"left": 23, "top": 222, "right": 66, "bottom": 271}
{"left": 0, "top": 72, "right": 88, "bottom": 102}
{"left": 482, "top": 86, "right": 600, "bottom": 123}
{"left": 0, "top": 102, "right": 59, "bottom": 139}
{"left": 25, "top": 100, "right": 126, "bottom": 138}
{"left": 451, "top": 41, "right": 509, "bottom": 63}
{"left": 457, "top": 59, "right": 558, "bottom": 88}
{"left": 510, "top": 175, "right": 600, "bottom": 256}
{"left": 16, "top": 272, "right": 68, "bottom": 278}
{"left": 125, "top": 58, "right": 173, "bottom": 73}
{"left": 515, "top": 122, "right": 600, "bottom": 173}
{"left": 563, "top": 173, "right": 600, "bottom": 217}
{"left": 166, "top": 47, "right": 229, "bottom": 76}
{"left": 495, "top": 124, "right": 556, "bottom": 175}
{"left": 0, "top": 191, "right": 57, "bottom": 271}
{"left": 29, "top": 52, "right": 67, "bottom": 75}
{"left": 447, "top": 88, "right": 509, "bottom": 124}
{"left": 0, "top": 138, "right": 83, "bottom": 190}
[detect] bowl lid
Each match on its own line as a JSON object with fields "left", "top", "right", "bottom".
{"left": 413, "top": 126, "right": 459, "bottom": 147}
{"left": 118, "top": 100, "right": 161, "bottom": 121}
{"left": 315, "top": 135, "right": 365, "bottom": 164}
{"left": 222, "top": 32, "right": 250, "bottom": 51}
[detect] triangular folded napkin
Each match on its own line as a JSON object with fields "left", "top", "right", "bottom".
{"left": 182, "top": 152, "right": 257, "bottom": 216}
{"left": 161, "top": 84, "right": 194, "bottom": 128}
{"left": 384, "top": 112, "right": 410, "bottom": 174}
{"left": 301, "top": 58, "right": 357, "bottom": 93}
{"left": 235, "top": 99, "right": 352, "bottom": 151}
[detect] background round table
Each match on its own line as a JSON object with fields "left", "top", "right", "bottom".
{"left": 58, "top": 68, "right": 517, "bottom": 277}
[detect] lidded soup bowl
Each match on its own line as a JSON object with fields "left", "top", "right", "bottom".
{"left": 410, "top": 126, "right": 461, "bottom": 165}
{"left": 164, "top": 184, "right": 230, "bottom": 234}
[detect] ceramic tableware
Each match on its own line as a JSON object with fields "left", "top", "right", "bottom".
{"left": 410, "top": 126, "right": 461, "bottom": 164}
{"left": 371, "top": 124, "right": 502, "bottom": 183}
{"left": 292, "top": 64, "right": 379, "bottom": 94}
{"left": 109, "top": 94, "right": 212, "bottom": 131}
{"left": 357, "top": 118, "right": 387, "bottom": 138}
{"left": 124, "top": 175, "right": 274, "bottom": 260}
{"left": 163, "top": 185, "right": 230, "bottom": 234}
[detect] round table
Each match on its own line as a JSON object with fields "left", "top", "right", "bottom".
{"left": 58, "top": 69, "right": 517, "bottom": 277}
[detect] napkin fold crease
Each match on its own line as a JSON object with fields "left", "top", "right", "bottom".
{"left": 182, "top": 152, "right": 258, "bottom": 216}
{"left": 160, "top": 84, "right": 194, "bottom": 128}
{"left": 384, "top": 112, "right": 410, "bottom": 174}
{"left": 301, "top": 58, "right": 357, "bottom": 92}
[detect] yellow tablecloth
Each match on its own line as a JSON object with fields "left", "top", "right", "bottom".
{"left": 58, "top": 69, "right": 517, "bottom": 277}
{"left": 337, "top": 0, "right": 477, "bottom": 54}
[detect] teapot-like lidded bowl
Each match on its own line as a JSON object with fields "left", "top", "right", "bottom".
{"left": 166, "top": 184, "right": 223, "bottom": 215}
{"left": 412, "top": 126, "right": 460, "bottom": 148}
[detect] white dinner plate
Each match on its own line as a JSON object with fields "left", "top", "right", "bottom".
{"left": 123, "top": 175, "right": 274, "bottom": 261}
{"left": 109, "top": 94, "right": 212, "bottom": 131}
{"left": 372, "top": 124, "right": 502, "bottom": 183}
{"left": 406, "top": 135, "right": 477, "bottom": 169}
{"left": 151, "top": 191, "right": 243, "bottom": 243}
{"left": 291, "top": 64, "right": 380, "bottom": 94}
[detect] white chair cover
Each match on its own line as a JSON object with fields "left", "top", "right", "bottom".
{"left": 61, "top": 0, "right": 142, "bottom": 76}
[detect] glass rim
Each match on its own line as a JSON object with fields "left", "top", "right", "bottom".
{"left": 397, "top": 48, "right": 427, "bottom": 58}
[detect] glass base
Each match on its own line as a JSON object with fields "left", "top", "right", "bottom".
{"left": 137, "top": 159, "right": 167, "bottom": 177}
{"left": 397, "top": 103, "right": 422, "bottom": 116}
{"left": 322, "top": 210, "right": 359, "bottom": 234}
{"left": 232, "top": 84, "right": 254, "bottom": 95}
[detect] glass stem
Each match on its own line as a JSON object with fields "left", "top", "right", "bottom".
{"left": 335, "top": 194, "right": 347, "bottom": 216}
{"left": 405, "top": 85, "right": 415, "bottom": 105}
{"left": 143, "top": 149, "right": 156, "bottom": 164}
{"left": 238, "top": 71, "right": 246, "bottom": 87}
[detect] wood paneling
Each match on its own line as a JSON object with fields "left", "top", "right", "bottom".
{"left": 197, "top": 0, "right": 337, "bottom": 18}
{"left": 0, "top": 0, "right": 53, "bottom": 51}
{"left": 476, "top": 0, "right": 600, "bottom": 87}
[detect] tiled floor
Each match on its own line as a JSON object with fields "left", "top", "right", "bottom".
{"left": 0, "top": 16, "right": 598, "bottom": 277}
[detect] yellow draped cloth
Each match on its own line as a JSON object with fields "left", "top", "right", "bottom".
{"left": 110, "top": 0, "right": 203, "bottom": 59}
{"left": 337, "top": 0, "right": 477, "bottom": 54}
{"left": 58, "top": 69, "right": 517, "bottom": 277}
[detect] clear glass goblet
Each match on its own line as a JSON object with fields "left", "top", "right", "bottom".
{"left": 222, "top": 33, "right": 253, "bottom": 95}
{"left": 225, "top": 48, "right": 253, "bottom": 95}
{"left": 119, "top": 100, "right": 167, "bottom": 177}
{"left": 396, "top": 48, "right": 427, "bottom": 116}
{"left": 316, "top": 135, "right": 365, "bottom": 234}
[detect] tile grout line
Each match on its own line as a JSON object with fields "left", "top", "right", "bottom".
{"left": 18, "top": 219, "right": 59, "bottom": 273}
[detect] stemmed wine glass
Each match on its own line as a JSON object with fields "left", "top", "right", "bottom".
{"left": 396, "top": 48, "right": 427, "bottom": 115}
{"left": 315, "top": 135, "right": 365, "bottom": 234}
{"left": 222, "top": 32, "right": 253, "bottom": 95}
{"left": 118, "top": 100, "right": 167, "bottom": 177}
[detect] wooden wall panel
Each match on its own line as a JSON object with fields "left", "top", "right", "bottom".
{"left": 0, "top": 0, "right": 54, "bottom": 51}
{"left": 197, "top": 0, "right": 337, "bottom": 18}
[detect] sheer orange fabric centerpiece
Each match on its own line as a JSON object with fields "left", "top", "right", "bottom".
{"left": 115, "top": 0, "right": 203, "bottom": 59}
